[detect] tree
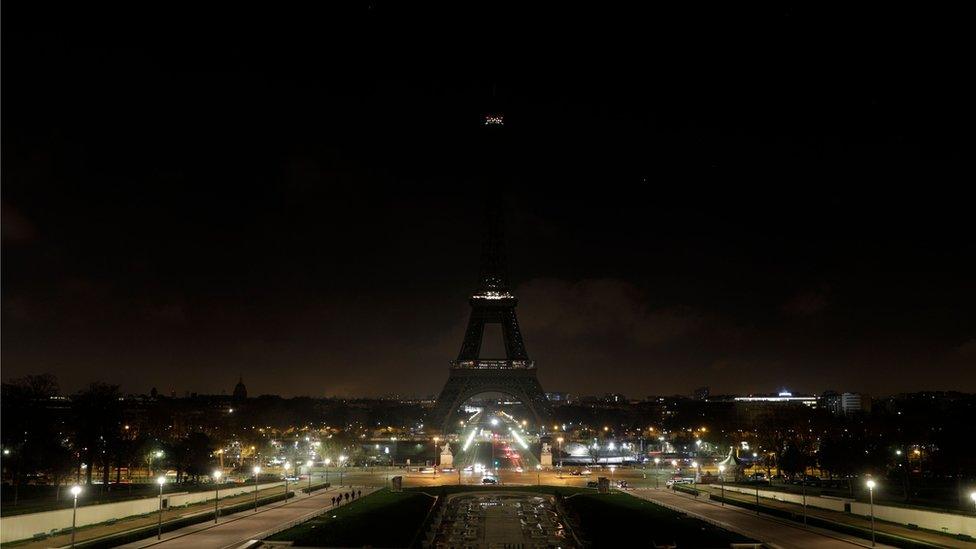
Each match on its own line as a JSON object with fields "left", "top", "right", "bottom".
{"left": 1, "top": 374, "right": 61, "bottom": 505}
{"left": 171, "top": 433, "right": 214, "bottom": 483}
{"left": 72, "top": 383, "right": 123, "bottom": 490}
{"left": 778, "top": 442, "right": 810, "bottom": 481}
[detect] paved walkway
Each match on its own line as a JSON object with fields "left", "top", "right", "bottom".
{"left": 697, "top": 485, "right": 976, "bottom": 548}
{"left": 19, "top": 484, "right": 300, "bottom": 549}
{"left": 115, "top": 486, "right": 375, "bottom": 548}
{"left": 629, "top": 489, "right": 894, "bottom": 549}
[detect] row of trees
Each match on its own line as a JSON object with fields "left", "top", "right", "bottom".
{"left": 1, "top": 375, "right": 218, "bottom": 503}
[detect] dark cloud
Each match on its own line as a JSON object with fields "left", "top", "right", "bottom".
{"left": 783, "top": 286, "right": 830, "bottom": 317}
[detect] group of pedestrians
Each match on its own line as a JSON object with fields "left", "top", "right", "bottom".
{"left": 330, "top": 488, "right": 362, "bottom": 508}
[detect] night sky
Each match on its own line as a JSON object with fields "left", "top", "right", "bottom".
{"left": 3, "top": 4, "right": 973, "bottom": 398}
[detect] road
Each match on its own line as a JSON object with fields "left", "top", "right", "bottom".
{"left": 629, "top": 488, "right": 894, "bottom": 549}
{"left": 116, "top": 486, "right": 374, "bottom": 549}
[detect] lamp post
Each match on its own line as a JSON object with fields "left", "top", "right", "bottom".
{"left": 156, "top": 476, "right": 165, "bottom": 540}
{"left": 654, "top": 458, "right": 661, "bottom": 489}
{"left": 433, "top": 437, "right": 439, "bottom": 477}
{"left": 557, "top": 437, "right": 564, "bottom": 469}
{"left": 212, "top": 470, "right": 222, "bottom": 523}
{"left": 338, "top": 455, "right": 347, "bottom": 486}
{"left": 69, "top": 485, "right": 82, "bottom": 548}
{"left": 252, "top": 466, "right": 261, "bottom": 512}
{"left": 690, "top": 461, "right": 699, "bottom": 486}
{"left": 866, "top": 479, "right": 876, "bottom": 547}
{"left": 324, "top": 458, "right": 331, "bottom": 484}
{"left": 536, "top": 464, "right": 542, "bottom": 485}
{"left": 307, "top": 460, "right": 314, "bottom": 492}
{"left": 802, "top": 481, "right": 808, "bottom": 526}
{"left": 718, "top": 465, "right": 726, "bottom": 505}
{"left": 971, "top": 491, "right": 976, "bottom": 512}
{"left": 284, "top": 462, "right": 292, "bottom": 500}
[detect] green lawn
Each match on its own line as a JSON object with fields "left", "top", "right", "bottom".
{"left": 563, "top": 492, "right": 756, "bottom": 548}
{"left": 267, "top": 489, "right": 435, "bottom": 547}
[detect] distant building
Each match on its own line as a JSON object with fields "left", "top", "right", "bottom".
{"left": 693, "top": 386, "right": 710, "bottom": 400}
{"left": 545, "top": 392, "right": 573, "bottom": 403}
{"left": 604, "top": 393, "right": 627, "bottom": 403}
{"left": 233, "top": 376, "right": 247, "bottom": 402}
{"left": 822, "top": 391, "right": 868, "bottom": 415}
{"left": 733, "top": 390, "right": 817, "bottom": 408}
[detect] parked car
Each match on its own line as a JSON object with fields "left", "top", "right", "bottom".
{"left": 481, "top": 476, "right": 498, "bottom": 484}
{"left": 569, "top": 470, "right": 582, "bottom": 476}
{"left": 580, "top": 469, "right": 593, "bottom": 476}
{"left": 666, "top": 478, "right": 694, "bottom": 487}
{"left": 617, "top": 480, "right": 628, "bottom": 488}
{"left": 419, "top": 467, "right": 436, "bottom": 474}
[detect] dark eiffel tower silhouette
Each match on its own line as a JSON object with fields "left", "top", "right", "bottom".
{"left": 427, "top": 200, "right": 552, "bottom": 433}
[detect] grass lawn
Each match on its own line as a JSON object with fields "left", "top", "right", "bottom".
{"left": 563, "top": 492, "right": 756, "bottom": 548}
{"left": 266, "top": 489, "right": 435, "bottom": 547}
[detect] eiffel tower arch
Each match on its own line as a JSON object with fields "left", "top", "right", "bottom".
{"left": 428, "top": 200, "right": 552, "bottom": 433}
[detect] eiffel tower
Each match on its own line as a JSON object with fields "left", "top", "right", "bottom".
{"left": 427, "top": 199, "right": 552, "bottom": 433}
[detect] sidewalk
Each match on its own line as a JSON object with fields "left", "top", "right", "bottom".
{"left": 630, "top": 489, "right": 894, "bottom": 549}
{"left": 697, "top": 485, "right": 976, "bottom": 548}
{"left": 14, "top": 483, "right": 304, "bottom": 549}
{"left": 116, "top": 486, "right": 375, "bottom": 548}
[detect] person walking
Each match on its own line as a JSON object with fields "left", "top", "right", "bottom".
{"left": 331, "top": 495, "right": 336, "bottom": 507}
{"left": 344, "top": 492, "right": 349, "bottom": 503}
{"left": 357, "top": 489, "right": 361, "bottom": 499}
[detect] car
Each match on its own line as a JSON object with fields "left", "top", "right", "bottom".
{"left": 586, "top": 481, "right": 599, "bottom": 488}
{"left": 514, "top": 466, "right": 523, "bottom": 473}
{"left": 617, "top": 480, "right": 629, "bottom": 488}
{"left": 568, "top": 470, "right": 582, "bottom": 476}
{"left": 462, "top": 465, "right": 474, "bottom": 472}
{"left": 481, "top": 476, "right": 498, "bottom": 484}
{"left": 419, "top": 467, "right": 436, "bottom": 474}
{"left": 666, "top": 478, "right": 694, "bottom": 487}
{"left": 441, "top": 467, "right": 455, "bottom": 473}
{"left": 580, "top": 469, "right": 592, "bottom": 476}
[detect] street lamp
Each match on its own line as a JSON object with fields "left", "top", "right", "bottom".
{"left": 654, "top": 457, "right": 661, "bottom": 489}
{"left": 866, "top": 479, "right": 877, "bottom": 547}
{"left": 718, "top": 465, "right": 726, "bottom": 505}
{"left": 252, "top": 466, "right": 261, "bottom": 512}
{"left": 690, "top": 461, "right": 699, "bottom": 485}
{"left": 536, "top": 464, "right": 542, "bottom": 485}
{"left": 284, "top": 462, "right": 292, "bottom": 499}
{"left": 971, "top": 491, "right": 976, "bottom": 512}
{"left": 433, "top": 437, "right": 440, "bottom": 477}
{"left": 212, "top": 470, "right": 222, "bottom": 523}
{"left": 338, "top": 455, "right": 347, "bottom": 486}
{"left": 557, "top": 437, "right": 564, "bottom": 468}
{"left": 70, "top": 485, "right": 82, "bottom": 548}
{"left": 156, "top": 476, "right": 166, "bottom": 540}
{"left": 324, "top": 458, "right": 331, "bottom": 484}
{"left": 307, "top": 460, "right": 314, "bottom": 492}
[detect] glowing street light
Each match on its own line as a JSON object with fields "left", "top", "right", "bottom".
{"left": 718, "top": 465, "right": 726, "bottom": 505}
{"left": 324, "top": 457, "right": 332, "bottom": 484}
{"left": 213, "top": 470, "right": 222, "bottom": 523}
{"left": 284, "top": 462, "right": 292, "bottom": 498}
{"left": 971, "top": 491, "right": 976, "bottom": 511}
{"left": 70, "top": 485, "right": 82, "bottom": 548}
{"left": 556, "top": 437, "right": 564, "bottom": 469}
{"left": 156, "top": 476, "right": 166, "bottom": 539}
{"left": 307, "top": 460, "right": 314, "bottom": 491}
{"left": 536, "top": 464, "right": 542, "bottom": 485}
{"left": 253, "top": 466, "right": 261, "bottom": 512}
{"left": 866, "top": 479, "right": 877, "bottom": 546}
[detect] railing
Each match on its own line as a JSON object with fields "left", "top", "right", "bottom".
{"left": 451, "top": 359, "right": 535, "bottom": 369}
